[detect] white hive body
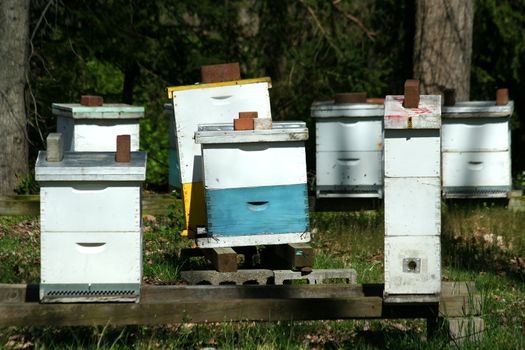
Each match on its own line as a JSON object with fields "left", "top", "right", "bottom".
{"left": 53, "top": 103, "right": 144, "bottom": 152}
{"left": 383, "top": 95, "right": 442, "bottom": 302}
{"left": 442, "top": 101, "right": 513, "bottom": 198}
{"left": 167, "top": 78, "right": 273, "bottom": 237}
{"left": 35, "top": 151, "right": 147, "bottom": 303}
{"left": 312, "top": 101, "right": 384, "bottom": 198}
{"left": 194, "top": 122, "right": 310, "bottom": 248}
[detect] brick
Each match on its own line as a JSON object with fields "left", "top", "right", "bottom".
{"left": 366, "top": 98, "right": 385, "bottom": 105}
{"left": 403, "top": 79, "right": 420, "bottom": 108}
{"left": 444, "top": 88, "right": 456, "bottom": 106}
{"left": 239, "top": 111, "right": 258, "bottom": 119}
{"left": 334, "top": 92, "right": 367, "bottom": 104}
{"left": 496, "top": 88, "right": 509, "bottom": 105}
{"left": 201, "top": 63, "right": 241, "bottom": 83}
{"left": 80, "top": 95, "right": 103, "bottom": 106}
{"left": 115, "top": 134, "right": 131, "bottom": 162}
{"left": 254, "top": 118, "right": 272, "bottom": 130}
{"left": 46, "top": 133, "right": 64, "bottom": 162}
{"left": 234, "top": 118, "right": 254, "bottom": 131}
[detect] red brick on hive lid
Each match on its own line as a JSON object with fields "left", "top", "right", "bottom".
{"left": 115, "top": 134, "right": 131, "bottom": 162}
{"left": 239, "top": 111, "right": 258, "bottom": 119}
{"left": 403, "top": 79, "right": 420, "bottom": 108}
{"left": 201, "top": 63, "right": 241, "bottom": 83}
{"left": 334, "top": 92, "right": 367, "bottom": 104}
{"left": 80, "top": 95, "right": 104, "bottom": 106}
{"left": 234, "top": 118, "right": 254, "bottom": 131}
{"left": 496, "top": 88, "right": 509, "bottom": 106}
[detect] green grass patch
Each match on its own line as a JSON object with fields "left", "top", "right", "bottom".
{"left": 0, "top": 203, "right": 524, "bottom": 349}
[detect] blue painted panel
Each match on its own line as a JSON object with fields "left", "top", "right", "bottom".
{"left": 206, "top": 184, "right": 309, "bottom": 236}
{"left": 168, "top": 148, "right": 181, "bottom": 189}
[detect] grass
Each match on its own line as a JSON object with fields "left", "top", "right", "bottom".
{"left": 0, "top": 200, "right": 524, "bottom": 349}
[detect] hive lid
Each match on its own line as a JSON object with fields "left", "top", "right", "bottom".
{"left": 442, "top": 101, "right": 514, "bottom": 118}
{"left": 166, "top": 77, "right": 272, "bottom": 98}
{"left": 384, "top": 95, "right": 441, "bottom": 129}
{"left": 52, "top": 103, "right": 144, "bottom": 120}
{"left": 311, "top": 101, "right": 384, "bottom": 118}
{"left": 195, "top": 121, "right": 308, "bottom": 144}
{"left": 35, "top": 151, "right": 147, "bottom": 181}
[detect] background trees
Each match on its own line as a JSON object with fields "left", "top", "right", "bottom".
{"left": 1, "top": 0, "right": 524, "bottom": 192}
{"left": 0, "top": 0, "right": 30, "bottom": 194}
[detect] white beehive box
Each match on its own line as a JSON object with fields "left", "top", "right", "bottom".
{"left": 35, "top": 151, "right": 147, "bottom": 303}
{"left": 194, "top": 122, "right": 309, "bottom": 248}
{"left": 53, "top": 103, "right": 144, "bottom": 152}
{"left": 311, "top": 101, "right": 384, "bottom": 198}
{"left": 167, "top": 77, "right": 272, "bottom": 237}
{"left": 384, "top": 235, "right": 441, "bottom": 299}
{"left": 383, "top": 94, "right": 441, "bottom": 303}
{"left": 442, "top": 101, "right": 513, "bottom": 198}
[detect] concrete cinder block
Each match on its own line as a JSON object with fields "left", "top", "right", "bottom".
{"left": 446, "top": 317, "right": 485, "bottom": 344}
{"left": 46, "top": 133, "right": 64, "bottom": 162}
{"left": 181, "top": 269, "right": 274, "bottom": 285}
{"left": 234, "top": 118, "right": 254, "bottom": 131}
{"left": 80, "top": 95, "right": 103, "bottom": 106}
{"left": 253, "top": 118, "right": 272, "bottom": 130}
{"left": 201, "top": 63, "right": 241, "bottom": 83}
{"left": 273, "top": 269, "right": 357, "bottom": 285}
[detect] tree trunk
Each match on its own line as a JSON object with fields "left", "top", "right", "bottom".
{"left": 0, "top": 0, "right": 30, "bottom": 194}
{"left": 413, "top": 0, "right": 473, "bottom": 101}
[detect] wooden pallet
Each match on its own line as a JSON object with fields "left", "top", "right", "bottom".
{"left": 0, "top": 281, "right": 483, "bottom": 344}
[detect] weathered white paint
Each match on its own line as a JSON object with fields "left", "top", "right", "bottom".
{"left": 316, "top": 151, "right": 382, "bottom": 187}
{"left": 53, "top": 103, "right": 143, "bottom": 152}
{"left": 311, "top": 101, "right": 384, "bottom": 118}
{"left": 195, "top": 122, "right": 308, "bottom": 144}
{"left": 441, "top": 100, "right": 513, "bottom": 198}
{"left": 196, "top": 231, "right": 310, "bottom": 248}
{"left": 35, "top": 151, "right": 147, "bottom": 182}
{"left": 384, "top": 235, "right": 441, "bottom": 295}
{"left": 442, "top": 100, "right": 514, "bottom": 118}
{"left": 383, "top": 93, "right": 441, "bottom": 301}
{"left": 171, "top": 80, "right": 272, "bottom": 184}
{"left": 442, "top": 152, "right": 511, "bottom": 188}
{"left": 200, "top": 143, "right": 307, "bottom": 189}
{"left": 384, "top": 130, "right": 440, "bottom": 177}
{"left": 40, "top": 184, "right": 141, "bottom": 232}
{"left": 384, "top": 95, "right": 441, "bottom": 129}
{"left": 315, "top": 118, "right": 383, "bottom": 152}
{"left": 442, "top": 118, "right": 510, "bottom": 152}
{"left": 41, "top": 231, "right": 142, "bottom": 284}
{"left": 384, "top": 177, "right": 441, "bottom": 236}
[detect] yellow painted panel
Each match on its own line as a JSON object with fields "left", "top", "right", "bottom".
{"left": 180, "top": 182, "right": 206, "bottom": 238}
{"left": 167, "top": 77, "right": 272, "bottom": 98}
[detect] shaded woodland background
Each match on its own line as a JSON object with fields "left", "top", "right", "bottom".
{"left": 16, "top": 0, "right": 525, "bottom": 190}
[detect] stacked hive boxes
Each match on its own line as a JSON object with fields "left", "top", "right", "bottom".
{"left": 442, "top": 92, "right": 514, "bottom": 198}
{"left": 311, "top": 94, "right": 384, "bottom": 198}
{"left": 166, "top": 66, "right": 273, "bottom": 237}
{"left": 36, "top": 134, "right": 146, "bottom": 302}
{"left": 53, "top": 96, "right": 144, "bottom": 152}
{"left": 194, "top": 122, "right": 310, "bottom": 248}
{"left": 383, "top": 82, "right": 442, "bottom": 302}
